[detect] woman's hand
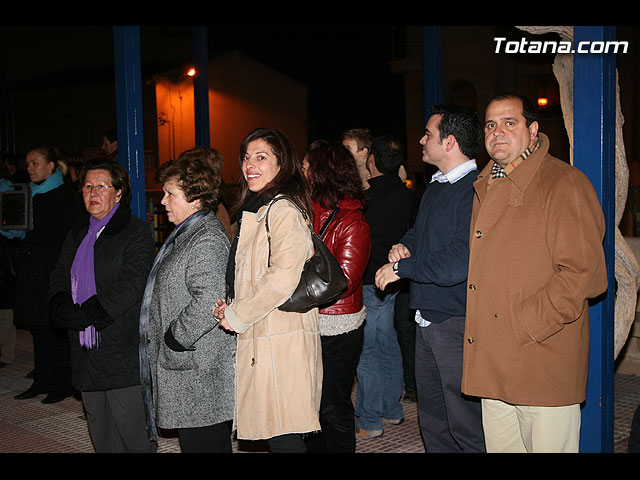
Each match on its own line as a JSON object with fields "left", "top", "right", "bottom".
{"left": 214, "top": 299, "right": 235, "bottom": 332}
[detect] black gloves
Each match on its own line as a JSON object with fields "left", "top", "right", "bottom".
{"left": 50, "top": 292, "right": 90, "bottom": 330}
{"left": 49, "top": 292, "right": 113, "bottom": 332}
{"left": 81, "top": 295, "right": 113, "bottom": 331}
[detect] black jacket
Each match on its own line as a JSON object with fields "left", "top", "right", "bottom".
{"left": 49, "top": 205, "right": 156, "bottom": 391}
{"left": 0, "top": 236, "right": 17, "bottom": 309}
{"left": 13, "top": 184, "right": 80, "bottom": 328}
{"left": 362, "top": 174, "right": 414, "bottom": 285}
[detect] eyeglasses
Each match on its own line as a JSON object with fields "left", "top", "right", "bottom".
{"left": 82, "top": 184, "right": 114, "bottom": 193}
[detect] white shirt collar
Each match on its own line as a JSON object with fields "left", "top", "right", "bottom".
{"left": 430, "top": 159, "right": 477, "bottom": 184}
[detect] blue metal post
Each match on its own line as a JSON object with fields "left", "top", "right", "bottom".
{"left": 423, "top": 26, "right": 443, "bottom": 122}
{"left": 113, "top": 26, "right": 146, "bottom": 221}
{"left": 573, "top": 26, "right": 616, "bottom": 453}
{"left": 192, "top": 27, "right": 210, "bottom": 147}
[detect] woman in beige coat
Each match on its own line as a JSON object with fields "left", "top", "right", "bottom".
{"left": 215, "top": 128, "right": 322, "bottom": 453}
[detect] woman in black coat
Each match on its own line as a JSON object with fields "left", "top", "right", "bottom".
{"left": 10, "top": 147, "right": 80, "bottom": 404}
{"left": 49, "top": 159, "right": 157, "bottom": 453}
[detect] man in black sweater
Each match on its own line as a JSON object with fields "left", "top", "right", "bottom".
{"left": 355, "top": 135, "right": 413, "bottom": 439}
{"left": 375, "top": 105, "right": 485, "bottom": 452}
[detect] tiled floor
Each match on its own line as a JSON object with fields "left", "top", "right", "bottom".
{"left": 0, "top": 328, "right": 638, "bottom": 453}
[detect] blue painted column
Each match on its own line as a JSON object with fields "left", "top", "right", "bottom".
{"left": 423, "top": 26, "right": 443, "bottom": 121}
{"left": 573, "top": 26, "right": 616, "bottom": 453}
{"left": 113, "top": 26, "right": 146, "bottom": 220}
{"left": 192, "top": 27, "right": 210, "bottom": 147}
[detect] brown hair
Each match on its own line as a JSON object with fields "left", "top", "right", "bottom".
{"left": 233, "top": 128, "right": 312, "bottom": 219}
{"left": 156, "top": 146, "right": 221, "bottom": 211}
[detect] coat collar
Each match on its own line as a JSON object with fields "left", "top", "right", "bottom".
{"left": 71, "top": 203, "right": 132, "bottom": 239}
{"left": 475, "top": 132, "right": 550, "bottom": 205}
{"left": 172, "top": 210, "right": 211, "bottom": 248}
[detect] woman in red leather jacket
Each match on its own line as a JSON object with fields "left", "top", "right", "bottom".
{"left": 302, "top": 140, "right": 371, "bottom": 453}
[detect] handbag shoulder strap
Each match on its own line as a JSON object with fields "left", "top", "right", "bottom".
{"left": 265, "top": 195, "right": 310, "bottom": 231}
{"left": 318, "top": 208, "right": 339, "bottom": 237}
{"left": 265, "top": 195, "right": 312, "bottom": 267}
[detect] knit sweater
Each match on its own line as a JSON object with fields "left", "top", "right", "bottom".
{"left": 397, "top": 168, "right": 478, "bottom": 323}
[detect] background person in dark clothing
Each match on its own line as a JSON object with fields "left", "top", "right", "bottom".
{"left": 354, "top": 134, "right": 413, "bottom": 439}
{"left": 7, "top": 147, "right": 79, "bottom": 404}
{"left": 101, "top": 128, "right": 118, "bottom": 163}
{"left": 0, "top": 162, "right": 18, "bottom": 368}
{"left": 3, "top": 154, "right": 30, "bottom": 184}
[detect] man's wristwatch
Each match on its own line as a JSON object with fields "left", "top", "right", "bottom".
{"left": 392, "top": 261, "right": 399, "bottom": 276}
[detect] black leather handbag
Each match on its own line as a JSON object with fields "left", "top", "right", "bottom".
{"left": 265, "top": 196, "right": 347, "bottom": 313}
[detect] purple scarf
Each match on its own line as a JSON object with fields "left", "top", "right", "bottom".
{"left": 70, "top": 203, "right": 120, "bottom": 349}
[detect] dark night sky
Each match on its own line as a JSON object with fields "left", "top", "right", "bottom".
{"left": 202, "top": 25, "right": 407, "bottom": 141}
{"left": 0, "top": 25, "right": 406, "bottom": 147}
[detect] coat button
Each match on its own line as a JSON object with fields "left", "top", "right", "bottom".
{"left": 474, "top": 231, "right": 483, "bottom": 238}
{"left": 469, "top": 284, "right": 476, "bottom": 290}
{"left": 467, "top": 337, "right": 475, "bottom": 344}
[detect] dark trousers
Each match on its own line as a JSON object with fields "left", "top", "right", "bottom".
{"left": 267, "top": 434, "right": 306, "bottom": 453}
{"left": 178, "top": 421, "right": 233, "bottom": 453}
{"left": 82, "top": 385, "right": 157, "bottom": 453}
{"left": 415, "top": 317, "right": 485, "bottom": 453}
{"left": 305, "top": 324, "right": 364, "bottom": 453}
{"left": 629, "top": 402, "right": 640, "bottom": 453}
{"left": 31, "top": 324, "right": 71, "bottom": 395}
{"left": 394, "top": 284, "right": 416, "bottom": 393}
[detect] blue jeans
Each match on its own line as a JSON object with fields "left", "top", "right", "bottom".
{"left": 355, "top": 285, "right": 404, "bottom": 431}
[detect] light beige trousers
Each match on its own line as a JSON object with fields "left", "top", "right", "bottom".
{"left": 481, "top": 398, "right": 581, "bottom": 453}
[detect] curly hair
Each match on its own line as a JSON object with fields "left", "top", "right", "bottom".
{"left": 156, "top": 146, "right": 221, "bottom": 211}
{"left": 304, "top": 140, "right": 365, "bottom": 210}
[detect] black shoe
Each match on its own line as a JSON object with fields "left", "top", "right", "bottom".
{"left": 14, "top": 386, "right": 44, "bottom": 400}
{"left": 403, "top": 389, "right": 417, "bottom": 402}
{"left": 41, "top": 392, "right": 71, "bottom": 404}
{"left": 0, "top": 361, "right": 9, "bottom": 369}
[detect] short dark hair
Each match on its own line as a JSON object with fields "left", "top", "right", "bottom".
{"left": 304, "top": 140, "right": 365, "bottom": 210}
{"left": 81, "top": 158, "right": 132, "bottom": 206}
{"left": 369, "top": 134, "right": 405, "bottom": 175}
{"left": 487, "top": 93, "right": 538, "bottom": 127}
{"left": 429, "top": 104, "right": 481, "bottom": 159}
{"left": 102, "top": 128, "right": 117, "bottom": 143}
{"left": 156, "top": 147, "right": 222, "bottom": 211}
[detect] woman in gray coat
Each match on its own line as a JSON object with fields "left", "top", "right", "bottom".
{"left": 139, "top": 147, "right": 235, "bottom": 453}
